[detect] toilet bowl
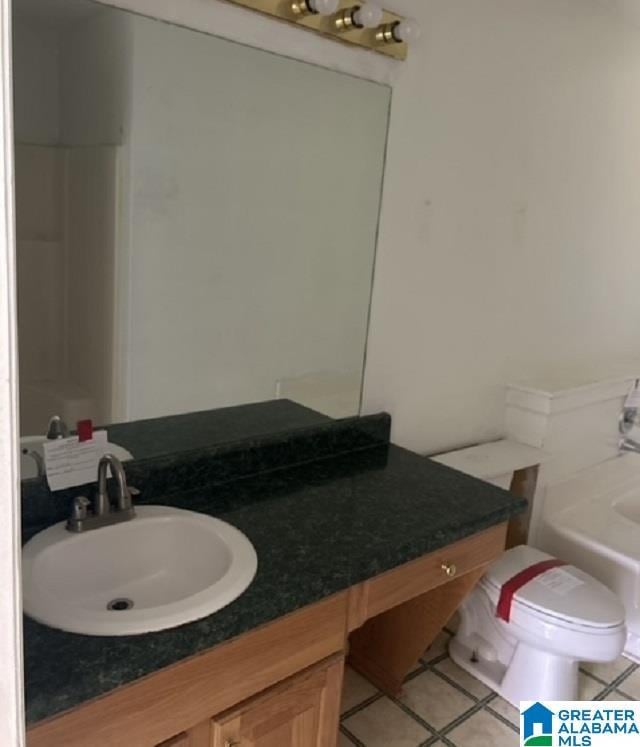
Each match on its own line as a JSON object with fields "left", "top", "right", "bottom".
{"left": 450, "top": 545, "right": 626, "bottom": 705}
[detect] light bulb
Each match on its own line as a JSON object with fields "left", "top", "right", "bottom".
{"left": 353, "top": 1, "right": 383, "bottom": 28}
{"left": 308, "top": 0, "right": 339, "bottom": 15}
{"left": 393, "top": 18, "right": 421, "bottom": 42}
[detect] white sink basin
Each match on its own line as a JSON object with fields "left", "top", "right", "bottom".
{"left": 22, "top": 506, "right": 257, "bottom": 636}
{"left": 20, "top": 434, "right": 133, "bottom": 480}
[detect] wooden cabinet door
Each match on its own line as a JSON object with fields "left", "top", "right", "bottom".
{"left": 211, "top": 656, "right": 343, "bottom": 747}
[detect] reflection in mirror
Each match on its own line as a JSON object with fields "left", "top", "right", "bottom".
{"left": 13, "top": 0, "right": 390, "bottom": 475}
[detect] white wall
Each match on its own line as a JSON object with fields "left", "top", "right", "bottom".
{"left": 59, "top": 10, "right": 132, "bottom": 145}
{"left": 12, "top": 21, "right": 59, "bottom": 144}
{"left": 13, "top": 12, "right": 124, "bottom": 431}
{"left": 362, "top": 0, "right": 640, "bottom": 454}
{"left": 13, "top": 16, "right": 67, "bottom": 431}
{"left": 14, "top": 145, "right": 67, "bottom": 433}
{"left": 0, "top": 0, "right": 24, "bottom": 738}
{"left": 615, "top": 0, "right": 640, "bottom": 26}
{"left": 64, "top": 146, "right": 119, "bottom": 425}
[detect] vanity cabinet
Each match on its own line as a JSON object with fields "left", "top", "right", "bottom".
{"left": 157, "top": 656, "right": 343, "bottom": 747}
{"left": 27, "top": 523, "right": 508, "bottom": 747}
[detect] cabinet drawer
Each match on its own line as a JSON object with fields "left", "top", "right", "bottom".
{"left": 348, "top": 523, "right": 507, "bottom": 629}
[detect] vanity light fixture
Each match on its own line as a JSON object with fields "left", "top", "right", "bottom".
{"left": 291, "top": 0, "right": 339, "bottom": 16}
{"left": 222, "top": 0, "right": 412, "bottom": 60}
{"left": 335, "top": 1, "right": 384, "bottom": 31}
{"left": 376, "top": 17, "right": 421, "bottom": 44}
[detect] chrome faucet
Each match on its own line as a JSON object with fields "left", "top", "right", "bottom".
{"left": 67, "top": 454, "right": 138, "bottom": 533}
{"left": 97, "top": 454, "right": 134, "bottom": 514}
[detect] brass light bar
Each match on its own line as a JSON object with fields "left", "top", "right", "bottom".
{"left": 220, "top": 0, "right": 409, "bottom": 60}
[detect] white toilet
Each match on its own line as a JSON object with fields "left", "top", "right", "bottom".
{"left": 450, "top": 545, "right": 627, "bottom": 705}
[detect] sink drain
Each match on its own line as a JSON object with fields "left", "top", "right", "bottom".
{"left": 107, "top": 598, "right": 134, "bottom": 612}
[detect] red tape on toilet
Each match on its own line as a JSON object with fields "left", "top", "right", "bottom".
{"left": 496, "top": 559, "right": 568, "bottom": 623}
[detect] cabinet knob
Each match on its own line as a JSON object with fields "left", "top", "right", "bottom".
{"left": 441, "top": 562, "right": 457, "bottom": 578}
{"left": 225, "top": 740, "right": 240, "bottom": 747}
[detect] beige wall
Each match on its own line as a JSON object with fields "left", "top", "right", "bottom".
{"left": 362, "top": 0, "right": 640, "bottom": 453}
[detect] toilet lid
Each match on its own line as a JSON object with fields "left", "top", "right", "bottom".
{"left": 482, "top": 545, "right": 625, "bottom": 629}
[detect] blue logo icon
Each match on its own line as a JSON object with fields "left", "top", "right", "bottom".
{"left": 522, "top": 702, "right": 554, "bottom": 746}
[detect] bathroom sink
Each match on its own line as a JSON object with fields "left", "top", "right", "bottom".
{"left": 22, "top": 506, "right": 258, "bottom": 636}
{"left": 20, "top": 435, "right": 133, "bottom": 480}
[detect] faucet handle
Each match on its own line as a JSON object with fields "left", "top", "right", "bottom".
{"left": 71, "top": 495, "right": 91, "bottom": 520}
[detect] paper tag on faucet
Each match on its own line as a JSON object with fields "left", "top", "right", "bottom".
{"left": 44, "top": 430, "right": 109, "bottom": 491}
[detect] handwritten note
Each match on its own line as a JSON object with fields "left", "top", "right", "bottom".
{"left": 44, "top": 431, "right": 110, "bottom": 491}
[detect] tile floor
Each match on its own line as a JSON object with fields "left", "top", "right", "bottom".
{"left": 339, "top": 620, "right": 639, "bottom": 747}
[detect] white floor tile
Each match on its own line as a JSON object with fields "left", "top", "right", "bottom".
{"left": 423, "top": 630, "right": 452, "bottom": 662}
{"left": 582, "top": 656, "right": 634, "bottom": 684}
{"left": 447, "top": 709, "right": 519, "bottom": 747}
{"left": 434, "top": 657, "right": 491, "bottom": 700}
{"left": 488, "top": 697, "right": 520, "bottom": 726}
{"left": 341, "top": 666, "right": 379, "bottom": 714}
{"left": 603, "top": 690, "right": 632, "bottom": 701}
{"left": 343, "top": 697, "right": 430, "bottom": 747}
{"left": 400, "top": 670, "right": 475, "bottom": 730}
{"left": 618, "top": 668, "right": 640, "bottom": 699}
{"left": 579, "top": 672, "right": 606, "bottom": 700}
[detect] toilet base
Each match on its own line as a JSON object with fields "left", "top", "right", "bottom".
{"left": 448, "top": 636, "right": 506, "bottom": 695}
{"left": 624, "top": 631, "right": 640, "bottom": 663}
{"left": 450, "top": 635, "right": 579, "bottom": 706}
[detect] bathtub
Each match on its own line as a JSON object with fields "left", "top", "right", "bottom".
{"left": 538, "top": 454, "right": 640, "bottom": 661}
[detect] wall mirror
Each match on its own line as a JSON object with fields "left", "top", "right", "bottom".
{"left": 13, "top": 0, "right": 390, "bottom": 478}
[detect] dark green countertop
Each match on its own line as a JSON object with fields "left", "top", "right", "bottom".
{"left": 24, "top": 443, "right": 525, "bottom": 726}
{"left": 104, "top": 399, "right": 330, "bottom": 461}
